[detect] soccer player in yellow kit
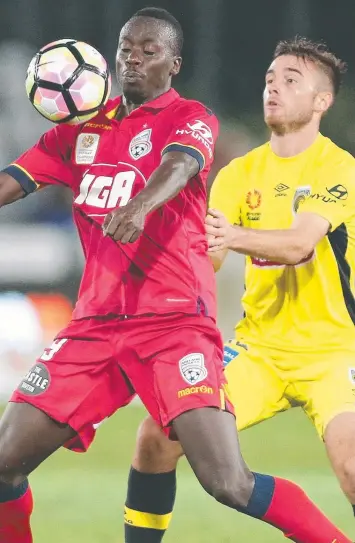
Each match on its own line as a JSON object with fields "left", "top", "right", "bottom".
{"left": 123, "top": 37, "right": 355, "bottom": 542}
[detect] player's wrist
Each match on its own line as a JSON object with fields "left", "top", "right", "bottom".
{"left": 227, "top": 224, "right": 244, "bottom": 251}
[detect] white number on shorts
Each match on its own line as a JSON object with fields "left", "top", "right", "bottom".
{"left": 40, "top": 338, "right": 68, "bottom": 361}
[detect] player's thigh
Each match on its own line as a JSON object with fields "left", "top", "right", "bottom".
{"left": 300, "top": 351, "right": 355, "bottom": 438}
{"left": 0, "top": 402, "right": 76, "bottom": 481}
{"left": 12, "top": 330, "right": 135, "bottom": 452}
{"left": 122, "top": 315, "right": 232, "bottom": 431}
{"left": 224, "top": 340, "right": 290, "bottom": 431}
{"left": 173, "top": 408, "right": 254, "bottom": 507}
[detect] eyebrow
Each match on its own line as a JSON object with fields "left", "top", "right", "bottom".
{"left": 120, "top": 36, "right": 157, "bottom": 44}
{"left": 266, "top": 67, "right": 304, "bottom": 77}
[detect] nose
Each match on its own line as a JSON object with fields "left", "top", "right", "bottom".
{"left": 126, "top": 50, "right": 142, "bottom": 67}
{"left": 268, "top": 81, "right": 279, "bottom": 95}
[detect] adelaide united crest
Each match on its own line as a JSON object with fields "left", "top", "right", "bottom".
{"left": 129, "top": 128, "right": 152, "bottom": 160}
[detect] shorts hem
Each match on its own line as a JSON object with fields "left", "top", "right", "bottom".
{"left": 10, "top": 396, "right": 87, "bottom": 452}
{"left": 161, "top": 401, "right": 235, "bottom": 428}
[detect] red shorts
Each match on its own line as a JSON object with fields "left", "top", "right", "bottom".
{"left": 11, "top": 313, "right": 233, "bottom": 452}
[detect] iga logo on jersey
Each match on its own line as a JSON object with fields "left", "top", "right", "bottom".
{"left": 179, "top": 353, "right": 207, "bottom": 384}
{"left": 129, "top": 129, "right": 152, "bottom": 160}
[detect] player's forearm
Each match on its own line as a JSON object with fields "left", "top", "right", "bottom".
{"left": 0, "top": 173, "right": 26, "bottom": 207}
{"left": 228, "top": 226, "right": 312, "bottom": 265}
{"left": 132, "top": 153, "right": 198, "bottom": 214}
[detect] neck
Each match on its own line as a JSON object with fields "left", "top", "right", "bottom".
{"left": 117, "top": 86, "right": 171, "bottom": 119}
{"left": 270, "top": 123, "right": 320, "bottom": 158}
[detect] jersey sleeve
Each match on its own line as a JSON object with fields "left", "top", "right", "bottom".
{"left": 1, "top": 124, "right": 77, "bottom": 195}
{"left": 162, "top": 101, "right": 219, "bottom": 172}
{"left": 209, "top": 158, "right": 244, "bottom": 225}
{"left": 298, "top": 158, "right": 355, "bottom": 231}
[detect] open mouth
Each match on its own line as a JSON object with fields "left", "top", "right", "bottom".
{"left": 267, "top": 100, "right": 281, "bottom": 108}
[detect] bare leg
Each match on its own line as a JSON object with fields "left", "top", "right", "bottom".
{"left": 0, "top": 402, "right": 76, "bottom": 486}
{"left": 325, "top": 412, "right": 355, "bottom": 504}
{"left": 173, "top": 408, "right": 254, "bottom": 506}
{"left": 172, "top": 407, "right": 352, "bottom": 543}
{"left": 0, "top": 402, "right": 76, "bottom": 542}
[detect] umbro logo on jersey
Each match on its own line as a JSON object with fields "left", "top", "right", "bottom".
{"left": 274, "top": 183, "right": 290, "bottom": 196}
{"left": 129, "top": 129, "right": 152, "bottom": 160}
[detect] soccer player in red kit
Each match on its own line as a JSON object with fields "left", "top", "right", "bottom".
{"left": 0, "top": 8, "right": 351, "bottom": 543}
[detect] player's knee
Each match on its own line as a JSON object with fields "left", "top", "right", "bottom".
{"left": 133, "top": 416, "right": 184, "bottom": 472}
{"left": 204, "top": 466, "right": 254, "bottom": 509}
{"left": 0, "top": 450, "right": 27, "bottom": 487}
{"left": 0, "top": 432, "right": 27, "bottom": 487}
{"left": 340, "top": 455, "right": 355, "bottom": 495}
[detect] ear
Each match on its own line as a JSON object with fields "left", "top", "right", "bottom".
{"left": 314, "top": 91, "right": 333, "bottom": 114}
{"left": 170, "top": 56, "right": 182, "bottom": 77}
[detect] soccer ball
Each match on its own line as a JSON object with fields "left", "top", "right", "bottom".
{"left": 25, "top": 38, "right": 111, "bottom": 125}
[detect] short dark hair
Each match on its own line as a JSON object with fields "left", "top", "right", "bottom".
{"left": 132, "top": 7, "right": 183, "bottom": 56}
{"left": 274, "top": 36, "right": 347, "bottom": 95}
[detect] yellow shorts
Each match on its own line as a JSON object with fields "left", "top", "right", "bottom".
{"left": 224, "top": 339, "right": 355, "bottom": 438}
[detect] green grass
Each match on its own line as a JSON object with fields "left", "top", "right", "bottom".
{"left": 8, "top": 405, "right": 354, "bottom": 542}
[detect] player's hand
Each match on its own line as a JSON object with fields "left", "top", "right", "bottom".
{"left": 102, "top": 200, "right": 147, "bottom": 243}
{"left": 205, "top": 208, "right": 235, "bottom": 252}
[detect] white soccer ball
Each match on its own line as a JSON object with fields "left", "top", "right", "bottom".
{"left": 25, "top": 38, "right": 111, "bottom": 125}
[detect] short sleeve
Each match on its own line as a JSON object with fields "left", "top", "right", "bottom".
{"left": 209, "top": 158, "right": 244, "bottom": 225}
{"left": 298, "top": 159, "right": 355, "bottom": 231}
{"left": 162, "top": 101, "right": 219, "bottom": 172}
{"left": 1, "top": 124, "right": 78, "bottom": 194}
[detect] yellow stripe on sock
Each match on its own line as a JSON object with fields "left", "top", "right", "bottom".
{"left": 124, "top": 506, "right": 172, "bottom": 530}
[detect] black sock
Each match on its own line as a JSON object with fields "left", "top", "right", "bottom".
{"left": 124, "top": 467, "right": 176, "bottom": 543}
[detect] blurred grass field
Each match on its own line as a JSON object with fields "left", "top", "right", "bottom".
{"left": 8, "top": 404, "right": 353, "bottom": 542}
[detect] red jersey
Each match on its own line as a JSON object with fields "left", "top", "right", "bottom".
{"left": 4, "top": 89, "right": 219, "bottom": 319}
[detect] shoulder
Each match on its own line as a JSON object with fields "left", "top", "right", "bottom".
{"left": 220, "top": 142, "right": 270, "bottom": 176}
{"left": 170, "top": 96, "right": 217, "bottom": 121}
{"left": 38, "top": 122, "right": 80, "bottom": 154}
{"left": 318, "top": 135, "right": 355, "bottom": 171}
{"left": 101, "top": 95, "right": 121, "bottom": 118}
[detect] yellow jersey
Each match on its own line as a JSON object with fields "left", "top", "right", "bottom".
{"left": 210, "top": 133, "right": 355, "bottom": 352}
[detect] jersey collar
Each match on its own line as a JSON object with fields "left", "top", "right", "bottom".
{"left": 105, "top": 88, "right": 179, "bottom": 119}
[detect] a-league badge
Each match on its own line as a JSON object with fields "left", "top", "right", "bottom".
{"left": 129, "top": 129, "right": 152, "bottom": 160}
{"left": 179, "top": 353, "right": 208, "bottom": 385}
{"left": 75, "top": 133, "right": 100, "bottom": 164}
{"left": 348, "top": 367, "right": 355, "bottom": 386}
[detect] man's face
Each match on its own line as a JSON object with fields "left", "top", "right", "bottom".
{"left": 116, "top": 17, "right": 181, "bottom": 103}
{"left": 263, "top": 54, "right": 322, "bottom": 133}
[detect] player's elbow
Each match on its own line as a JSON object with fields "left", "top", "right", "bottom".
{"left": 209, "top": 255, "right": 222, "bottom": 272}
{"left": 284, "top": 237, "right": 315, "bottom": 265}
{"left": 208, "top": 249, "right": 228, "bottom": 272}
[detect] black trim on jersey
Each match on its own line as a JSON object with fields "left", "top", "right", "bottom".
{"left": 162, "top": 143, "right": 204, "bottom": 171}
{"left": 328, "top": 223, "right": 355, "bottom": 325}
{"left": 2, "top": 165, "right": 37, "bottom": 195}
